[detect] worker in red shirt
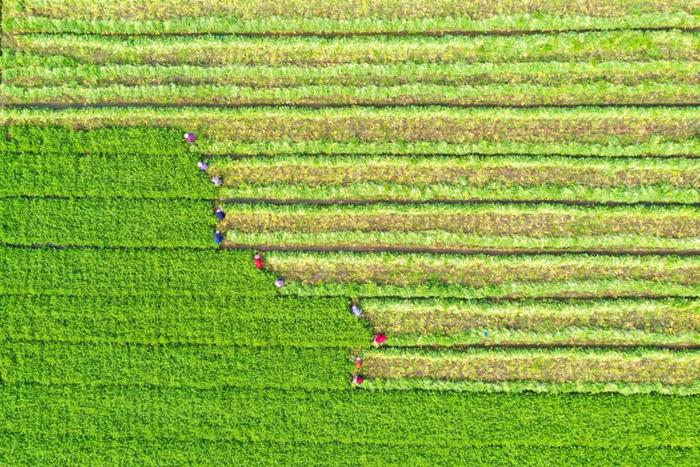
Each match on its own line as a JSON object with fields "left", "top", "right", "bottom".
{"left": 373, "top": 333, "right": 388, "bottom": 347}
{"left": 254, "top": 253, "right": 264, "bottom": 270}
{"left": 352, "top": 375, "right": 365, "bottom": 385}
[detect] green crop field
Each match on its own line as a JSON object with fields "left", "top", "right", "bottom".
{"left": 1, "top": 0, "right": 699, "bottom": 465}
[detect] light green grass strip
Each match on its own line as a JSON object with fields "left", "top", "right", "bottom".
{"left": 6, "top": 31, "right": 698, "bottom": 65}
{"left": 3, "top": 82, "right": 698, "bottom": 106}
{"left": 4, "top": 58, "right": 699, "bottom": 87}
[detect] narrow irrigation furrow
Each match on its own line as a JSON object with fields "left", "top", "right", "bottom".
{"left": 6, "top": 31, "right": 698, "bottom": 66}
{"left": 263, "top": 251, "right": 700, "bottom": 299}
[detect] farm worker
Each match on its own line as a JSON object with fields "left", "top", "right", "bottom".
{"left": 275, "top": 277, "right": 286, "bottom": 288}
{"left": 197, "top": 160, "right": 209, "bottom": 171}
{"left": 373, "top": 333, "right": 388, "bottom": 347}
{"left": 214, "top": 207, "right": 226, "bottom": 221}
{"left": 184, "top": 132, "right": 197, "bottom": 144}
{"left": 350, "top": 303, "right": 363, "bottom": 317}
{"left": 214, "top": 230, "right": 224, "bottom": 245}
{"left": 254, "top": 254, "right": 264, "bottom": 270}
{"left": 212, "top": 175, "right": 223, "bottom": 187}
{"left": 354, "top": 357, "right": 363, "bottom": 369}
{"left": 352, "top": 375, "right": 365, "bottom": 385}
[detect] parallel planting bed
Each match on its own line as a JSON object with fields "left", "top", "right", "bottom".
{"left": 1, "top": 0, "right": 699, "bottom": 464}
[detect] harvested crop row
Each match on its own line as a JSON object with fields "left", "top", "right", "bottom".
{"left": 263, "top": 251, "right": 700, "bottom": 298}
{"left": 0, "top": 295, "right": 368, "bottom": 347}
{"left": 220, "top": 203, "right": 700, "bottom": 252}
{"left": 0, "top": 343, "right": 353, "bottom": 390}
{"left": 219, "top": 203, "right": 700, "bottom": 235}
{"left": 360, "top": 349, "right": 700, "bottom": 385}
{"left": 0, "top": 247, "right": 273, "bottom": 297}
{"left": 5, "top": 83, "right": 699, "bottom": 107}
{"left": 225, "top": 231, "right": 700, "bottom": 254}
{"left": 4, "top": 0, "right": 698, "bottom": 34}
{"left": 8, "top": 0, "right": 695, "bottom": 21}
{"left": 0, "top": 152, "right": 213, "bottom": 199}
{"left": 219, "top": 182, "right": 700, "bottom": 204}
{"left": 202, "top": 140, "right": 700, "bottom": 157}
{"left": 3, "top": 107, "right": 698, "bottom": 147}
{"left": 3, "top": 385, "right": 697, "bottom": 445}
{"left": 371, "top": 328, "right": 699, "bottom": 347}
{"left": 213, "top": 155, "right": 700, "bottom": 204}
{"left": 7, "top": 31, "right": 698, "bottom": 66}
{"left": 1, "top": 437, "right": 694, "bottom": 467}
{"left": 362, "top": 298, "right": 700, "bottom": 334}
{"left": 10, "top": 123, "right": 692, "bottom": 160}
{"left": 212, "top": 155, "right": 700, "bottom": 188}
{"left": 362, "top": 298, "right": 700, "bottom": 347}
{"left": 5, "top": 59, "right": 699, "bottom": 88}
{"left": 0, "top": 197, "right": 215, "bottom": 248}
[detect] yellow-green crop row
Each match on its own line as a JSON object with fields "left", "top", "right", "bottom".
{"left": 360, "top": 298, "right": 700, "bottom": 346}
{"left": 4, "top": 82, "right": 698, "bottom": 107}
{"left": 213, "top": 155, "right": 700, "bottom": 203}
{"left": 263, "top": 251, "right": 700, "bottom": 299}
{"left": 7, "top": 0, "right": 696, "bottom": 21}
{"left": 5, "top": 58, "right": 699, "bottom": 88}
{"left": 220, "top": 203, "right": 700, "bottom": 253}
{"left": 360, "top": 348, "right": 700, "bottom": 385}
{"left": 6, "top": 31, "right": 698, "bottom": 66}
{"left": 2, "top": 107, "right": 698, "bottom": 147}
{"left": 4, "top": 0, "right": 698, "bottom": 34}
{"left": 363, "top": 298, "right": 700, "bottom": 333}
